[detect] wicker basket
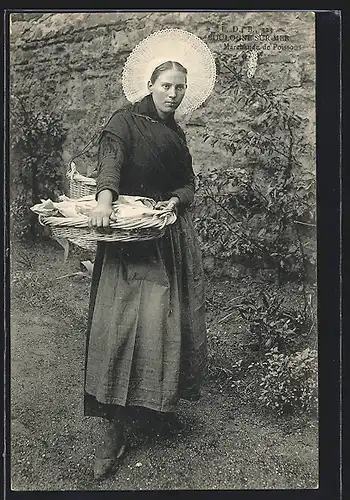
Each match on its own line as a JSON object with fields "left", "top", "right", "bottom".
{"left": 49, "top": 225, "right": 168, "bottom": 243}
{"left": 66, "top": 161, "right": 97, "bottom": 250}
{"left": 67, "top": 161, "right": 96, "bottom": 199}
{"left": 61, "top": 164, "right": 177, "bottom": 250}
{"left": 67, "top": 236, "right": 97, "bottom": 253}
{"left": 38, "top": 208, "right": 177, "bottom": 246}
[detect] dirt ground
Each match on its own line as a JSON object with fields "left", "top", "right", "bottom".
{"left": 9, "top": 239, "right": 318, "bottom": 491}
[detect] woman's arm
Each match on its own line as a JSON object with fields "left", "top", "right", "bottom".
{"left": 168, "top": 126, "right": 195, "bottom": 207}
{"left": 89, "top": 133, "right": 125, "bottom": 227}
{"left": 95, "top": 133, "right": 125, "bottom": 202}
{"left": 168, "top": 143, "right": 195, "bottom": 207}
{"left": 168, "top": 171, "right": 195, "bottom": 208}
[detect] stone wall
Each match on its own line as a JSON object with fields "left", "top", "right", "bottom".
{"left": 10, "top": 11, "right": 315, "bottom": 178}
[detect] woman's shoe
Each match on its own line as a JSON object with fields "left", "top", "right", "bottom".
{"left": 93, "top": 442, "right": 126, "bottom": 481}
{"left": 93, "top": 420, "right": 126, "bottom": 481}
{"left": 156, "top": 412, "right": 187, "bottom": 435}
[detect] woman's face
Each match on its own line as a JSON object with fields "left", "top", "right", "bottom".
{"left": 148, "top": 69, "right": 187, "bottom": 119}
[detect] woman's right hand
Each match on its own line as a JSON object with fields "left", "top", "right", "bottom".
{"left": 88, "top": 203, "right": 113, "bottom": 228}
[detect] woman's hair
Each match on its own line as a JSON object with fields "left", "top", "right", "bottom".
{"left": 150, "top": 60, "right": 188, "bottom": 84}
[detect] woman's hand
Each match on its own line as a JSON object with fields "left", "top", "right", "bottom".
{"left": 155, "top": 196, "right": 180, "bottom": 212}
{"left": 88, "top": 203, "right": 113, "bottom": 228}
{"left": 89, "top": 189, "right": 114, "bottom": 228}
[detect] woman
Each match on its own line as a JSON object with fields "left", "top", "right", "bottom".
{"left": 85, "top": 56, "right": 210, "bottom": 480}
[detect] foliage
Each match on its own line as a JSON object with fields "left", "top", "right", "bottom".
{"left": 194, "top": 51, "right": 316, "bottom": 283}
{"left": 193, "top": 52, "right": 318, "bottom": 416}
{"left": 249, "top": 347, "right": 318, "bottom": 415}
{"left": 10, "top": 95, "right": 67, "bottom": 239}
{"left": 236, "top": 285, "right": 317, "bottom": 416}
{"left": 204, "top": 275, "right": 317, "bottom": 416}
{"left": 237, "top": 288, "right": 316, "bottom": 355}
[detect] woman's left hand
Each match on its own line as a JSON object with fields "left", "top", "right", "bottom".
{"left": 155, "top": 197, "right": 180, "bottom": 212}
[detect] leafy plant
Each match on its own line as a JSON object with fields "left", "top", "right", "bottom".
{"left": 237, "top": 288, "right": 316, "bottom": 355}
{"left": 10, "top": 94, "right": 67, "bottom": 239}
{"left": 194, "top": 51, "right": 316, "bottom": 284}
{"left": 250, "top": 347, "right": 318, "bottom": 415}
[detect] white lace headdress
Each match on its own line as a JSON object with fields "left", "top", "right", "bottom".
{"left": 121, "top": 28, "right": 216, "bottom": 117}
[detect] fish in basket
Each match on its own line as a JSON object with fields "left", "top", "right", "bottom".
{"left": 30, "top": 194, "right": 177, "bottom": 244}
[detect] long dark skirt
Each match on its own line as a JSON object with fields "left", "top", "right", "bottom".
{"left": 84, "top": 210, "right": 207, "bottom": 417}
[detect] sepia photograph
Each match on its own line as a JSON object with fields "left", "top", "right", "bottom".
{"left": 7, "top": 9, "right": 321, "bottom": 491}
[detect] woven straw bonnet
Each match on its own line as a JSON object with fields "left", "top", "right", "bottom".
{"left": 121, "top": 28, "right": 216, "bottom": 117}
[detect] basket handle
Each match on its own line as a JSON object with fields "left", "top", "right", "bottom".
{"left": 67, "top": 160, "right": 77, "bottom": 181}
{"left": 67, "top": 123, "right": 105, "bottom": 177}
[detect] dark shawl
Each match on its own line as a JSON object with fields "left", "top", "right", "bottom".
{"left": 95, "top": 94, "right": 195, "bottom": 208}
